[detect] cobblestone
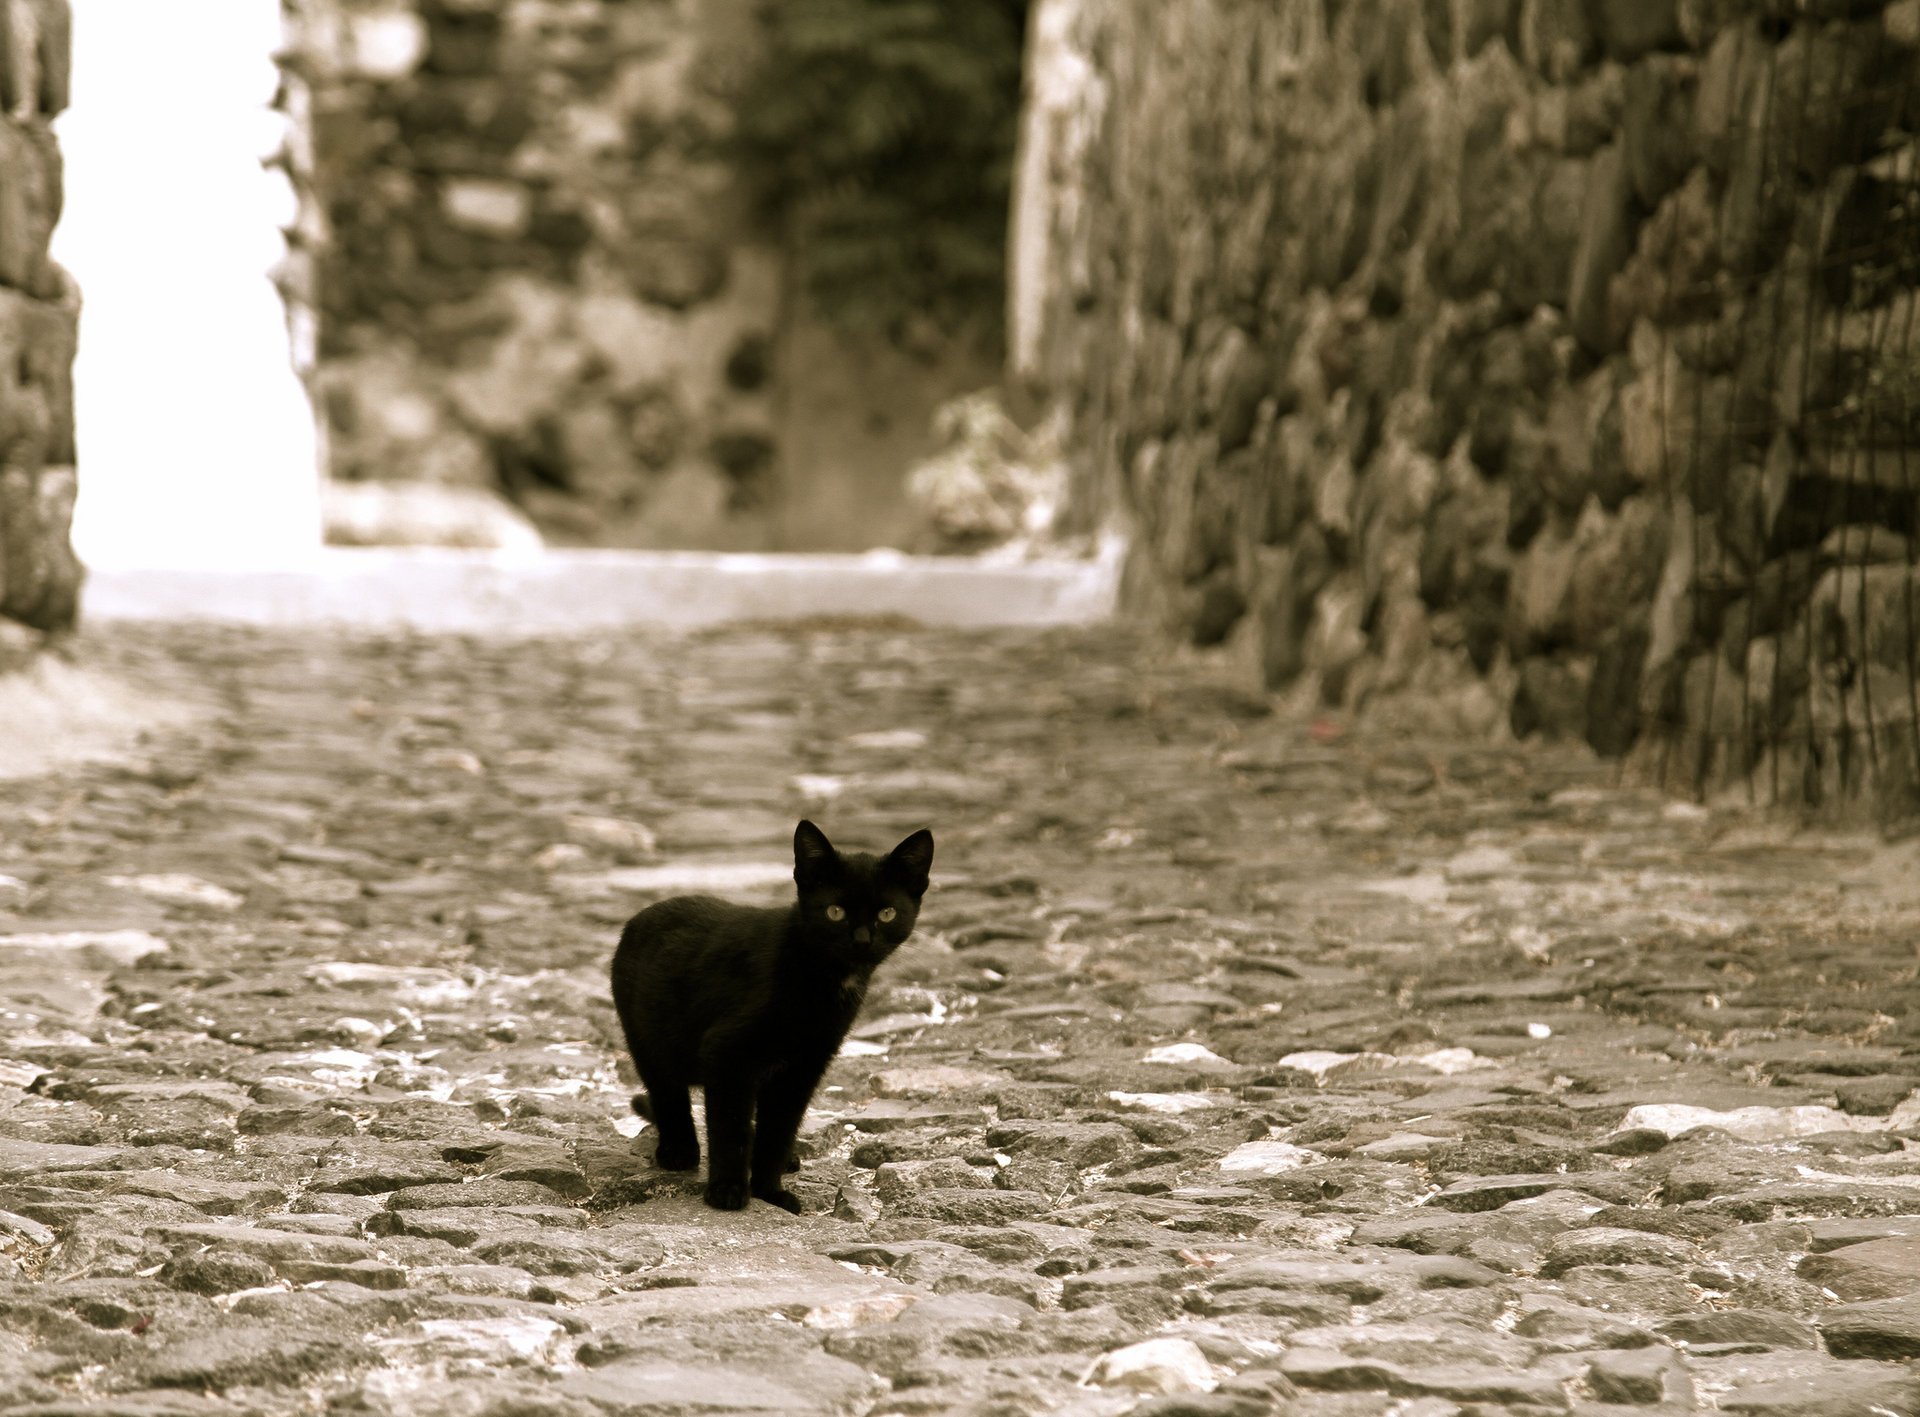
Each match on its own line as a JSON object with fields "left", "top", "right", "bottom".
{"left": 1, "top": 623, "right": 1918, "bottom": 1414}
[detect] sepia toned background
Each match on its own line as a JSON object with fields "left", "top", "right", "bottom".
{"left": 1, "top": 4, "right": 1919, "bottom": 1414}
{"left": 4, "top": 0, "right": 1917, "bottom": 819}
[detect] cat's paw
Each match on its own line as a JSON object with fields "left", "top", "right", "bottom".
{"left": 704, "top": 1177, "right": 750, "bottom": 1211}
{"left": 782, "top": 1150, "right": 801, "bottom": 1174}
{"left": 753, "top": 1185, "right": 803, "bottom": 1214}
{"left": 653, "top": 1137, "right": 699, "bottom": 1172}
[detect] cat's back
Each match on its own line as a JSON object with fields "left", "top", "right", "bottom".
{"left": 614, "top": 894, "right": 784, "bottom": 971}
{"left": 613, "top": 895, "right": 789, "bottom": 1042}
{"left": 622, "top": 893, "right": 740, "bottom": 937}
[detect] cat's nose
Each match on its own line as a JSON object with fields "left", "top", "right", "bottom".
{"left": 853, "top": 926, "right": 872, "bottom": 944}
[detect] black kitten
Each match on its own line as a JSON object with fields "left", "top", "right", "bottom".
{"left": 610, "top": 819, "right": 934, "bottom": 1212}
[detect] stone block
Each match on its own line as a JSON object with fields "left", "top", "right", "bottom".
{"left": 1617, "top": 331, "right": 1739, "bottom": 490}
{"left": 1569, "top": 496, "right": 1669, "bottom": 649}
{"left": 1890, "top": 0, "right": 1920, "bottom": 43}
{"left": 1621, "top": 55, "right": 1696, "bottom": 208}
{"left": 1679, "top": 649, "right": 1747, "bottom": 747}
{"left": 444, "top": 326, "right": 594, "bottom": 438}
{"left": 1716, "top": 1360, "right": 1920, "bottom": 1416}
{"left": 1346, "top": 0, "right": 1427, "bottom": 105}
{"left": 1511, "top": 654, "right": 1590, "bottom": 738}
{"left": 624, "top": 229, "right": 730, "bottom": 311}
{"left": 1677, "top": 0, "right": 1750, "bottom": 49}
{"left": 0, "top": 116, "right": 55, "bottom": 292}
{"left": 440, "top": 178, "right": 531, "bottom": 238}
{"left": 1789, "top": 1228, "right": 1920, "bottom": 1297}
{"left": 1520, "top": 0, "right": 1595, "bottom": 78}
{"left": 1426, "top": 0, "right": 1519, "bottom": 63}
{"left": 1812, "top": 565, "right": 1920, "bottom": 676}
{"left": 1597, "top": 0, "right": 1682, "bottom": 59}
{"left": 1509, "top": 383, "right": 1608, "bottom": 519}
{"left": 1419, "top": 471, "right": 1507, "bottom": 611}
{"left": 1182, "top": 448, "right": 1242, "bottom": 582}
{"left": 1609, "top": 167, "right": 1718, "bottom": 343}
{"left": 1454, "top": 560, "right": 1508, "bottom": 671}
{"left": 1563, "top": 63, "right": 1628, "bottom": 154}
{"left": 416, "top": 4, "right": 502, "bottom": 77}
{"left": 0, "top": 0, "right": 24, "bottom": 118}
{"left": 1586, "top": 1345, "right": 1695, "bottom": 1406}
{"left": 1204, "top": 326, "right": 1269, "bottom": 454}
{"left": 1736, "top": 632, "right": 1809, "bottom": 741}
{"left": 1818, "top": 168, "right": 1920, "bottom": 318}
{"left": 322, "top": 480, "right": 544, "bottom": 552}
{"left": 1439, "top": 146, "right": 1587, "bottom": 316}
{"left": 557, "top": 400, "right": 645, "bottom": 506}
{"left": 1761, "top": 437, "right": 1920, "bottom": 560}
{"left": 1462, "top": 0, "right": 1520, "bottom": 57}
{"left": 1506, "top": 513, "right": 1580, "bottom": 654}
{"left": 0, "top": 302, "right": 50, "bottom": 468}
{"left": 1189, "top": 569, "right": 1247, "bottom": 647}
{"left": 1307, "top": 573, "right": 1369, "bottom": 703}
{"left": 347, "top": 7, "right": 428, "bottom": 80}
{"left": 1426, "top": 50, "right": 1568, "bottom": 308}
{"left": 1254, "top": 547, "right": 1308, "bottom": 688}
{"left": 1588, "top": 621, "right": 1651, "bottom": 754}
{"left": 31, "top": 0, "right": 68, "bottom": 115}
{"left": 315, "top": 353, "right": 491, "bottom": 487}
{"left": 1693, "top": 20, "right": 1761, "bottom": 165}
{"left": 1567, "top": 144, "right": 1637, "bottom": 354}
{"left": 1819, "top": 1294, "right": 1920, "bottom": 1360}
{"left": 1716, "top": 23, "right": 1889, "bottom": 274}
{"left": 0, "top": 464, "right": 80, "bottom": 631}
{"left": 1820, "top": 525, "right": 1916, "bottom": 570}
{"left": 1370, "top": 587, "right": 1433, "bottom": 692}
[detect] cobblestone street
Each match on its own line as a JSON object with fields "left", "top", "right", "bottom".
{"left": 2, "top": 622, "right": 1919, "bottom": 1416}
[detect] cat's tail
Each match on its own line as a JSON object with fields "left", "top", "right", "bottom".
{"left": 630, "top": 1094, "right": 652, "bottom": 1122}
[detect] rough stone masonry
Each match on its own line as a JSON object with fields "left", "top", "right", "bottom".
{"left": 0, "top": 621, "right": 1918, "bottom": 1414}
{"left": 276, "top": 0, "right": 995, "bottom": 554}
{"left": 1016, "top": 0, "right": 1920, "bottom": 823}
{"left": 0, "top": 0, "right": 79, "bottom": 638}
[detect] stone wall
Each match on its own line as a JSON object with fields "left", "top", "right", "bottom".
{"left": 1019, "top": 0, "right": 1920, "bottom": 820}
{"left": 279, "top": 0, "right": 990, "bottom": 552}
{"left": 0, "top": 0, "right": 79, "bottom": 635}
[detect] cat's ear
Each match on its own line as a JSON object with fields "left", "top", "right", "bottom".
{"left": 886, "top": 829, "right": 934, "bottom": 894}
{"left": 794, "top": 819, "right": 838, "bottom": 883}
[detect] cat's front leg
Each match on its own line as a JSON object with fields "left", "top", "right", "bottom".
{"left": 700, "top": 1071, "right": 755, "bottom": 1211}
{"left": 750, "top": 1062, "right": 826, "bottom": 1213}
{"left": 634, "top": 1085, "right": 698, "bottom": 1171}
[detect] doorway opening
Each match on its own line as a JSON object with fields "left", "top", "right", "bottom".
{"left": 54, "top": 0, "right": 321, "bottom": 571}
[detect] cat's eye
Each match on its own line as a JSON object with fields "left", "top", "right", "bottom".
{"left": 878, "top": 907, "right": 896, "bottom": 922}
{"left": 825, "top": 905, "right": 845, "bottom": 921}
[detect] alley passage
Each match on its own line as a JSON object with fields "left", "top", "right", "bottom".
{"left": 1, "top": 623, "right": 1918, "bottom": 1416}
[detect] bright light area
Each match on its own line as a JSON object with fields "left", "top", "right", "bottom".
{"left": 53, "top": 0, "right": 323, "bottom": 570}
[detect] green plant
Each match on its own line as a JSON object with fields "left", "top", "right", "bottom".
{"left": 728, "top": 0, "right": 1030, "bottom": 336}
